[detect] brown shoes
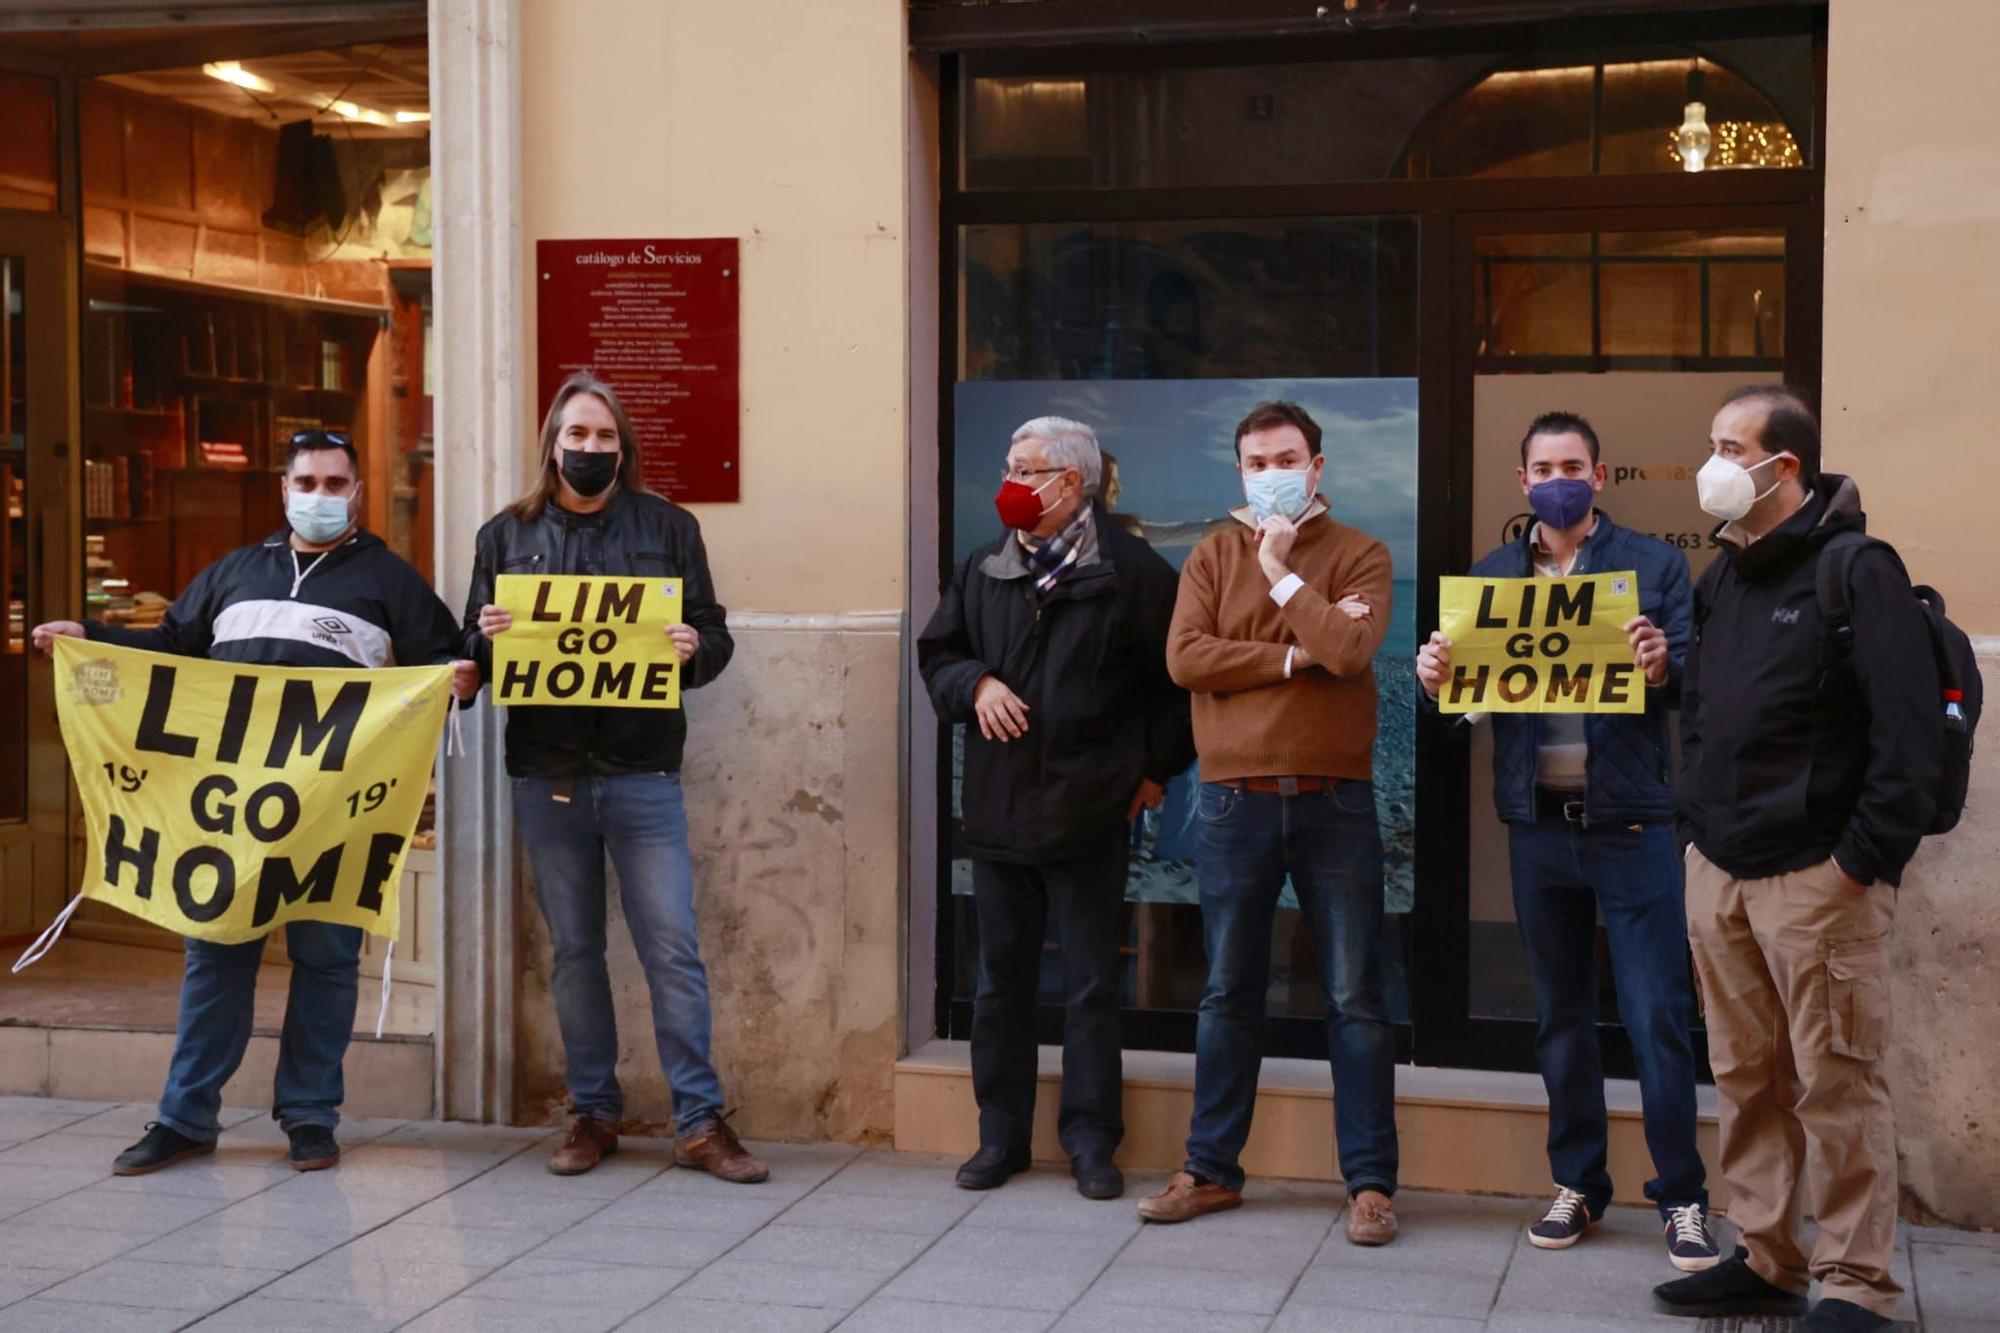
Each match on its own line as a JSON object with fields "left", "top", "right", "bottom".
{"left": 1136, "top": 1171, "right": 1243, "bottom": 1224}
{"left": 675, "top": 1115, "right": 769, "bottom": 1184}
{"left": 548, "top": 1114, "right": 619, "bottom": 1176}
{"left": 1347, "top": 1188, "right": 1399, "bottom": 1245}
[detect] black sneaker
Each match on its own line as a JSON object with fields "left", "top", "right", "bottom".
{"left": 112, "top": 1123, "right": 214, "bottom": 1177}
{"left": 1664, "top": 1202, "right": 1722, "bottom": 1272}
{"left": 1653, "top": 1246, "right": 1809, "bottom": 1318}
{"left": 287, "top": 1124, "right": 341, "bottom": 1172}
{"left": 1803, "top": 1298, "right": 1895, "bottom": 1331}
{"left": 1528, "top": 1186, "right": 1596, "bottom": 1250}
{"left": 954, "top": 1145, "right": 1029, "bottom": 1191}
{"left": 1071, "top": 1152, "right": 1124, "bottom": 1201}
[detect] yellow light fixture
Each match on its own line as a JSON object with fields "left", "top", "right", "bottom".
{"left": 328, "top": 98, "right": 393, "bottom": 128}
{"left": 1675, "top": 101, "right": 1712, "bottom": 173}
{"left": 202, "top": 61, "right": 275, "bottom": 95}
{"left": 394, "top": 110, "right": 430, "bottom": 124}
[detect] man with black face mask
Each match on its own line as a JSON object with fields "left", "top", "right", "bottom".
{"left": 466, "top": 371, "right": 766, "bottom": 1185}
{"left": 1416, "top": 412, "right": 1713, "bottom": 1273}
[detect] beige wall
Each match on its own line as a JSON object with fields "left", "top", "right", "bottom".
{"left": 1825, "top": 0, "right": 2000, "bottom": 1227}
{"left": 519, "top": 0, "right": 908, "bottom": 615}
{"left": 511, "top": 0, "right": 910, "bottom": 1141}
{"left": 1824, "top": 0, "right": 2000, "bottom": 635}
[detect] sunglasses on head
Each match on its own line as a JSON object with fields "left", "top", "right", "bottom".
{"left": 289, "top": 429, "right": 353, "bottom": 448}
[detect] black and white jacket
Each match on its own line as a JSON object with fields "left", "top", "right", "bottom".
{"left": 85, "top": 529, "right": 462, "bottom": 670}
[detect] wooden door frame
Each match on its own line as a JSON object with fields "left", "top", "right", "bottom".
{"left": 0, "top": 209, "right": 80, "bottom": 941}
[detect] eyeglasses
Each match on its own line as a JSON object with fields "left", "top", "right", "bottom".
{"left": 1001, "top": 466, "right": 1066, "bottom": 484}
{"left": 289, "top": 429, "right": 352, "bottom": 448}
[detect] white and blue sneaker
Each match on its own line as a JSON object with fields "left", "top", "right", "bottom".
{"left": 1529, "top": 1186, "right": 1597, "bottom": 1249}
{"left": 1665, "top": 1202, "right": 1723, "bottom": 1272}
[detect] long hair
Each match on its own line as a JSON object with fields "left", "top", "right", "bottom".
{"left": 507, "top": 371, "right": 651, "bottom": 521}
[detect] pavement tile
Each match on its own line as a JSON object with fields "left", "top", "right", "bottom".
{"left": 816, "top": 1156, "right": 969, "bottom": 1200}
{"left": 400, "top": 1294, "right": 626, "bottom": 1332}
{"left": 186, "top": 1296, "right": 407, "bottom": 1331}
{"left": 1084, "top": 1260, "right": 1300, "bottom": 1316}
{"left": 1914, "top": 1239, "right": 2000, "bottom": 1320}
{"left": 340, "top": 1219, "right": 550, "bottom": 1269}
{"left": 1118, "top": 1222, "right": 1323, "bottom": 1274}
{"left": 877, "top": 1228, "right": 1123, "bottom": 1312}
{"left": 260, "top": 1252, "right": 488, "bottom": 1313}
{"left": 1481, "top": 1311, "right": 1696, "bottom": 1332}
{"left": 1053, "top": 1296, "right": 1269, "bottom": 1333}
{"left": 0, "top": 1133, "right": 132, "bottom": 1169}
{"left": 592, "top": 1187, "right": 792, "bottom": 1233}
{"left": 461, "top": 1148, "right": 672, "bottom": 1199}
{"left": 34, "top": 1257, "right": 285, "bottom": 1312}
{"left": 673, "top": 1257, "right": 886, "bottom": 1311}
{"left": 11, "top": 1185, "right": 224, "bottom": 1235}
{"left": 0, "top": 1197, "right": 47, "bottom": 1222}
{"left": 725, "top": 1222, "right": 935, "bottom": 1273}
{"left": 521, "top": 1217, "right": 743, "bottom": 1269}
{"left": 1493, "top": 1205, "right": 1693, "bottom": 1319}
{"left": 0, "top": 1221, "right": 169, "bottom": 1272}
{"left": 838, "top": 1297, "right": 1057, "bottom": 1331}
{"left": 1913, "top": 1225, "right": 2000, "bottom": 1252}
{"left": 0, "top": 1112, "right": 104, "bottom": 1144}
{"left": 0, "top": 1097, "right": 118, "bottom": 1119}
{"left": 95, "top": 1160, "right": 293, "bottom": 1202}
{"left": 1287, "top": 1263, "right": 1500, "bottom": 1320}
{"left": 621, "top": 1295, "right": 844, "bottom": 1332}
{"left": 958, "top": 1173, "right": 1159, "bottom": 1237}
{"left": 0, "top": 1298, "right": 191, "bottom": 1332}
{"left": 459, "top": 1255, "right": 692, "bottom": 1312}
{"left": 0, "top": 1163, "right": 108, "bottom": 1201}
{"left": 0, "top": 1268, "right": 71, "bottom": 1304}
{"left": 129, "top": 1220, "right": 350, "bottom": 1270}
{"left": 1273, "top": 1309, "right": 1484, "bottom": 1332}
{"left": 776, "top": 1191, "right": 975, "bottom": 1237}
{"left": 43, "top": 1105, "right": 161, "bottom": 1139}
{"left": 206, "top": 1182, "right": 415, "bottom": 1235}
{"left": 400, "top": 1191, "right": 608, "bottom": 1235}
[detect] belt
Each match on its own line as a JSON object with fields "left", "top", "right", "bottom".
{"left": 1222, "top": 776, "right": 1342, "bottom": 796}
{"left": 1535, "top": 788, "right": 1587, "bottom": 823}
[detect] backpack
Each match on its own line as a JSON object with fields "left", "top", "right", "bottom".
{"left": 1817, "top": 531, "right": 1981, "bottom": 834}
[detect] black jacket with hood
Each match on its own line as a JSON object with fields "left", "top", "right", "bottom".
{"left": 462, "top": 488, "right": 732, "bottom": 778}
{"left": 85, "top": 528, "right": 460, "bottom": 670}
{"left": 918, "top": 503, "right": 1195, "bottom": 865}
{"left": 1678, "top": 474, "right": 1941, "bottom": 887}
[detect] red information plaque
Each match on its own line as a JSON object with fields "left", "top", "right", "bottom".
{"left": 536, "top": 238, "right": 740, "bottom": 503}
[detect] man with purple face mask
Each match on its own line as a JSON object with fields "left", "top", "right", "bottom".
{"left": 1416, "top": 413, "right": 1714, "bottom": 1273}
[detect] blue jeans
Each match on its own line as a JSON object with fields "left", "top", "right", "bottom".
{"left": 1510, "top": 815, "right": 1706, "bottom": 1217}
{"left": 513, "top": 772, "right": 724, "bottom": 1134}
{"left": 1184, "top": 781, "right": 1399, "bottom": 1195}
{"left": 158, "top": 921, "right": 361, "bottom": 1141}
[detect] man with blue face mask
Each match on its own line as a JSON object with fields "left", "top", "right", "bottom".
{"left": 1142, "top": 401, "right": 1401, "bottom": 1243}
{"left": 31, "top": 430, "right": 475, "bottom": 1177}
{"left": 1415, "top": 412, "right": 1714, "bottom": 1274}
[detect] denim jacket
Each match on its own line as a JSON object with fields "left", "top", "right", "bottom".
{"left": 1443, "top": 510, "right": 1693, "bottom": 827}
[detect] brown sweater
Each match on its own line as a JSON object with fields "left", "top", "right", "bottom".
{"left": 1167, "top": 507, "right": 1393, "bottom": 782}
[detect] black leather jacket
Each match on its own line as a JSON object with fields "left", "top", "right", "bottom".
{"left": 462, "top": 488, "right": 733, "bottom": 777}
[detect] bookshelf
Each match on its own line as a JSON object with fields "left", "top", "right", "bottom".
{"left": 81, "top": 263, "right": 385, "bottom": 611}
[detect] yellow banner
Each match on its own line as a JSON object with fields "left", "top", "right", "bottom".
{"left": 52, "top": 637, "right": 449, "bottom": 944}
{"left": 1436, "top": 571, "right": 1645, "bottom": 714}
{"left": 491, "top": 574, "right": 684, "bottom": 709}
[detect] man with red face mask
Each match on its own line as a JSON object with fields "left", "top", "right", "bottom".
{"left": 918, "top": 416, "right": 1193, "bottom": 1201}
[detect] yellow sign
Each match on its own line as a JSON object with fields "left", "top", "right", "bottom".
{"left": 1436, "top": 571, "right": 1645, "bottom": 715}
{"left": 491, "top": 574, "right": 684, "bottom": 709}
{"left": 52, "top": 637, "right": 450, "bottom": 944}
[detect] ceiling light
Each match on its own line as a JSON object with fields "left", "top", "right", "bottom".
{"left": 328, "top": 99, "right": 393, "bottom": 128}
{"left": 203, "top": 61, "right": 275, "bottom": 95}
{"left": 394, "top": 110, "right": 430, "bottom": 124}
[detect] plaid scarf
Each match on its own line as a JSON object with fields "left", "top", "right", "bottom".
{"left": 1021, "top": 503, "right": 1097, "bottom": 595}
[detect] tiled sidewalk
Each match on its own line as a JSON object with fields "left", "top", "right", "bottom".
{"left": 0, "top": 1097, "right": 1991, "bottom": 1331}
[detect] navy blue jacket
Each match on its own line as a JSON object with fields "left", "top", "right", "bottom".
{"left": 1447, "top": 510, "right": 1693, "bottom": 827}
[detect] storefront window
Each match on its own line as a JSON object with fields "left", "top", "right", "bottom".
{"left": 1, "top": 255, "right": 26, "bottom": 822}
{"left": 0, "top": 73, "right": 57, "bottom": 213}
{"left": 948, "top": 217, "right": 1419, "bottom": 1054}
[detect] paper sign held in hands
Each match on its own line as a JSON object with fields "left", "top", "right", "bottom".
{"left": 493, "top": 574, "right": 684, "bottom": 709}
{"left": 1437, "top": 572, "right": 1645, "bottom": 715}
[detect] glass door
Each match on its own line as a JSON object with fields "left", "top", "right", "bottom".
{"left": 0, "top": 211, "right": 80, "bottom": 940}
{"left": 1410, "top": 202, "right": 1820, "bottom": 1075}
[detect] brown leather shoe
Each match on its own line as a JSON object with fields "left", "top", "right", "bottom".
{"left": 1136, "top": 1171, "right": 1243, "bottom": 1224}
{"left": 1347, "top": 1188, "right": 1399, "bottom": 1245}
{"left": 548, "top": 1114, "right": 619, "bottom": 1176}
{"left": 675, "top": 1115, "right": 769, "bottom": 1184}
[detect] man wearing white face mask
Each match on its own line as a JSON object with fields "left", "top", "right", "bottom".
{"left": 1653, "top": 387, "right": 1939, "bottom": 1333}
{"left": 1142, "top": 401, "right": 1400, "bottom": 1244}
{"left": 31, "top": 429, "right": 477, "bottom": 1176}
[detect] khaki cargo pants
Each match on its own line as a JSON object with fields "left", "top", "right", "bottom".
{"left": 1685, "top": 847, "right": 1901, "bottom": 1319}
